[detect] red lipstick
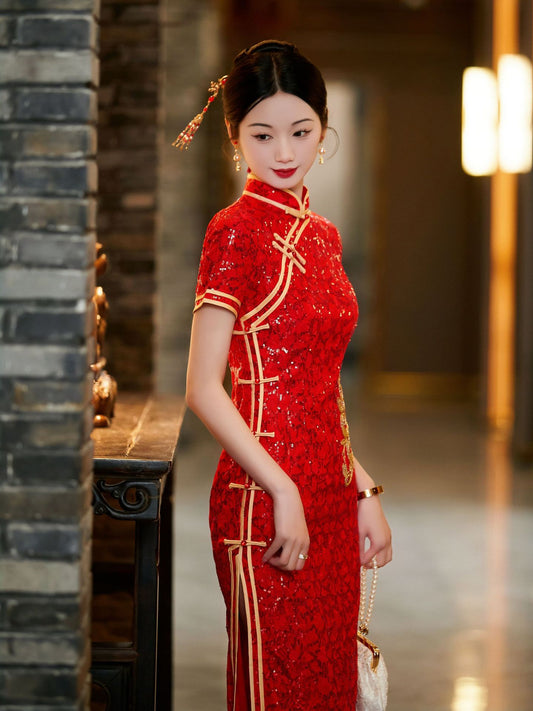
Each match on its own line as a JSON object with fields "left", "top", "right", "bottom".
{"left": 273, "top": 168, "right": 297, "bottom": 179}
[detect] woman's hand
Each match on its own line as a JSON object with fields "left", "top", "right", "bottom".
{"left": 262, "top": 481, "right": 310, "bottom": 572}
{"left": 358, "top": 495, "right": 392, "bottom": 568}
{"left": 352, "top": 455, "right": 392, "bottom": 568}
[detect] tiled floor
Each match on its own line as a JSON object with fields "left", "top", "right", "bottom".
{"left": 172, "top": 388, "right": 533, "bottom": 711}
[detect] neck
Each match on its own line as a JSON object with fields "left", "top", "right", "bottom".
{"left": 292, "top": 180, "right": 304, "bottom": 201}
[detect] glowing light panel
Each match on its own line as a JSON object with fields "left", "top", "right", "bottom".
{"left": 462, "top": 68, "right": 499, "bottom": 176}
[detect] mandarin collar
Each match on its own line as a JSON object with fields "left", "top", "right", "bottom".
{"left": 242, "top": 177, "right": 310, "bottom": 219}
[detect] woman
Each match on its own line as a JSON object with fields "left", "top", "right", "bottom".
{"left": 182, "top": 40, "right": 392, "bottom": 711}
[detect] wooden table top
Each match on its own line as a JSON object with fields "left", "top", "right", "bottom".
{"left": 92, "top": 392, "right": 186, "bottom": 476}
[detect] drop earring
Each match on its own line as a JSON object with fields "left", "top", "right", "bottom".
{"left": 318, "top": 143, "right": 326, "bottom": 165}
{"left": 233, "top": 143, "right": 242, "bottom": 172}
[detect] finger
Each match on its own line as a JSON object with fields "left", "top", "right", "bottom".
{"left": 281, "top": 544, "right": 299, "bottom": 570}
{"left": 268, "top": 551, "right": 308, "bottom": 572}
{"left": 362, "top": 544, "right": 392, "bottom": 568}
{"left": 268, "top": 553, "right": 294, "bottom": 570}
{"left": 264, "top": 539, "right": 294, "bottom": 568}
{"left": 295, "top": 554, "right": 307, "bottom": 571}
{"left": 378, "top": 545, "right": 393, "bottom": 567}
{"left": 270, "top": 544, "right": 300, "bottom": 571}
{"left": 360, "top": 539, "right": 372, "bottom": 566}
{"left": 359, "top": 534, "right": 371, "bottom": 561}
{"left": 287, "top": 548, "right": 300, "bottom": 571}
{"left": 361, "top": 544, "right": 381, "bottom": 567}
{"left": 290, "top": 543, "right": 310, "bottom": 572}
{"left": 262, "top": 538, "right": 283, "bottom": 564}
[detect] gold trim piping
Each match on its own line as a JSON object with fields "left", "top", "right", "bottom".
{"left": 229, "top": 482, "right": 250, "bottom": 708}
{"left": 237, "top": 376, "right": 279, "bottom": 385}
{"left": 245, "top": 172, "right": 307, "bottom": 213}
{"left": 243, "top": 189, "right": 310, "bottom": 220}
{"left": 247, "top": 545, "right": 265, "bottom": 711}
{"left": 233, "top": 324, "right": 270, "bottom": 335}
{"left": 252, "top": 330, "right": 266, "bottom": 436}
{"left": 251, "top": 218, "right": 309, "bottom": 326}
{"left": 238, "top": 480, "right": 248, "bottom": 540}
{"left": 241, "top": 261, "right": 287, "bottom": 323}
{"left": 229, "top": 482, "right": 264, "bottom": 491}
{"left": 273, "top": 233, "right": 307, "bottom": 264}
{"left": 242, "top": 332, "right": 257, "bottom": 431}
{"left": 246, "top": 488, "right": 265, "bottom": 711}
{"left": 246, "top": 488, "right": 255, "bottom": 547}
{"left": 194, "top": 298, "right": 238, "bottom": 318}
{"left": 240, "top": 220, "right": 299, "bottom": 324}
{"left": 238, "top": 562, "right": 256, "bottom": 710}
{"left": 272, "top": 242, "right": 306, "bottom": 273}
{"left": 226, "top": 544, "right": 239, "bottom": 710}
{"left": 205, "top": 288, "right": 241, "bottom": 305}
{"left": 253, "top": 259, "right": 295, "bottom": 327}
{"left": 223, "top": 538, "right": 267, "bottom": 548}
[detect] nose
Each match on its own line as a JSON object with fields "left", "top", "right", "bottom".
{"left": 275, "top": 137, "right": 295, "bottom": 164}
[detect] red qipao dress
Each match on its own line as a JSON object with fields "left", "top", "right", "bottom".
{"left": 194, "top": 176, "right": 360, "bottom": 711}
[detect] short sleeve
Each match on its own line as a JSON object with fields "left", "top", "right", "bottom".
{"left": 194, "top": 213, "right": 247, "bottom": 318}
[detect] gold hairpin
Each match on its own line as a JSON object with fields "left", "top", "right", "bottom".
{"left": 172, "top": 75, "right": 228, "bottom": 150}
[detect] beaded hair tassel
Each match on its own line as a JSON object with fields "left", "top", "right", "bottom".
{"left": 172, "top": 75, "right": 228, "bottom": 150}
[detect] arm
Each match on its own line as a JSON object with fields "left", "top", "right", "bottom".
{"left": 353, "top": 456, "right": 392, "bottom": 568}
{"left": 186, "top": 304, "right": 310, "bottom": 571}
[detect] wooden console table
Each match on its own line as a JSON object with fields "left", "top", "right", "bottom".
{"left": 90, "top": 393, "right": 185, "bottom": 711}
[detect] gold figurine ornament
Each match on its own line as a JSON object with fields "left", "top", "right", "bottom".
{"left": 91, "top": 242, "right": 117, "bottom": 428}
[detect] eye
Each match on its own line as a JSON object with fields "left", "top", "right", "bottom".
{"left": 294, "top": 129, "right": 312, "bottom": 138}
{"left": 253, "top": 133, "right": 271, "bottom": 142}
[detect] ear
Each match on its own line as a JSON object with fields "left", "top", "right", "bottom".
{"left": 320, "top": 126, "right": 327, "bottom": 143}
{"left": 225, "top": 118, "right": 237, "bottom": 143}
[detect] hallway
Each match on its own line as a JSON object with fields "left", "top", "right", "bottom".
{"left": 172, "top": 388, "right": 533, "bottom": 711}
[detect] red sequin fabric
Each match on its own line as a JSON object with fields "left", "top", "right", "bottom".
{"left": 195, "top": 177, "right": 360, "bottom": 710}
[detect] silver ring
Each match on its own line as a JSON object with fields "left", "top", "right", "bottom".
{"left": 298, "top": 553, "right": 309, "bottom": 560}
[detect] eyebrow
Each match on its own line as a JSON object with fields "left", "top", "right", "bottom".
{"left": 247, "top": 118, "right": 314, "bottom": 128}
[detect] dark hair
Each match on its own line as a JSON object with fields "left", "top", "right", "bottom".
{"left": 223, "top": 40, "right": 328, "bottom": 139}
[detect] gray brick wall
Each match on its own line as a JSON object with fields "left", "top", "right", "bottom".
{"left": 0, "top": 1, "right": 98, "bottom": 709}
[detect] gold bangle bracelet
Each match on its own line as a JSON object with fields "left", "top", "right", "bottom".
{"left": 357, "top": 485, "right": 384, "bottom": 501}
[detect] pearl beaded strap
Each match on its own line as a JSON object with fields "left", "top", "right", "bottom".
{"left": 359, "top": 556, "right": 378, "bottom": 636}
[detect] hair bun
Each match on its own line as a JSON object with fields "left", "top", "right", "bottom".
{"left": 234, "top": 40, "right": 298, "bottom": 65}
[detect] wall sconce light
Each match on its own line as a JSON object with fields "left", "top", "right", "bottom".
{"left": 462, "top": 67, "right": 499, "bottom": 175}
{"left": 462, "top": 54, "right": 532, "bottom": 176}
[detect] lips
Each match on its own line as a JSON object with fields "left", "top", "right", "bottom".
{"left": 273, "top": 168, "right": 297, "bottom": 178}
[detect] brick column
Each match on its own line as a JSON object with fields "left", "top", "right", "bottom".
{"left": 0, "top": 2, "right": 98, "bottom": 709}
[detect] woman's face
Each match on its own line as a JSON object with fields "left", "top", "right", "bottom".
{"left": 230, "top": 91, "right": 325, "bottom": 198}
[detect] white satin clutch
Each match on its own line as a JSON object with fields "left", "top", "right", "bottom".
{"left": 356, "top": 558, "right": 388, "bottom": 711}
